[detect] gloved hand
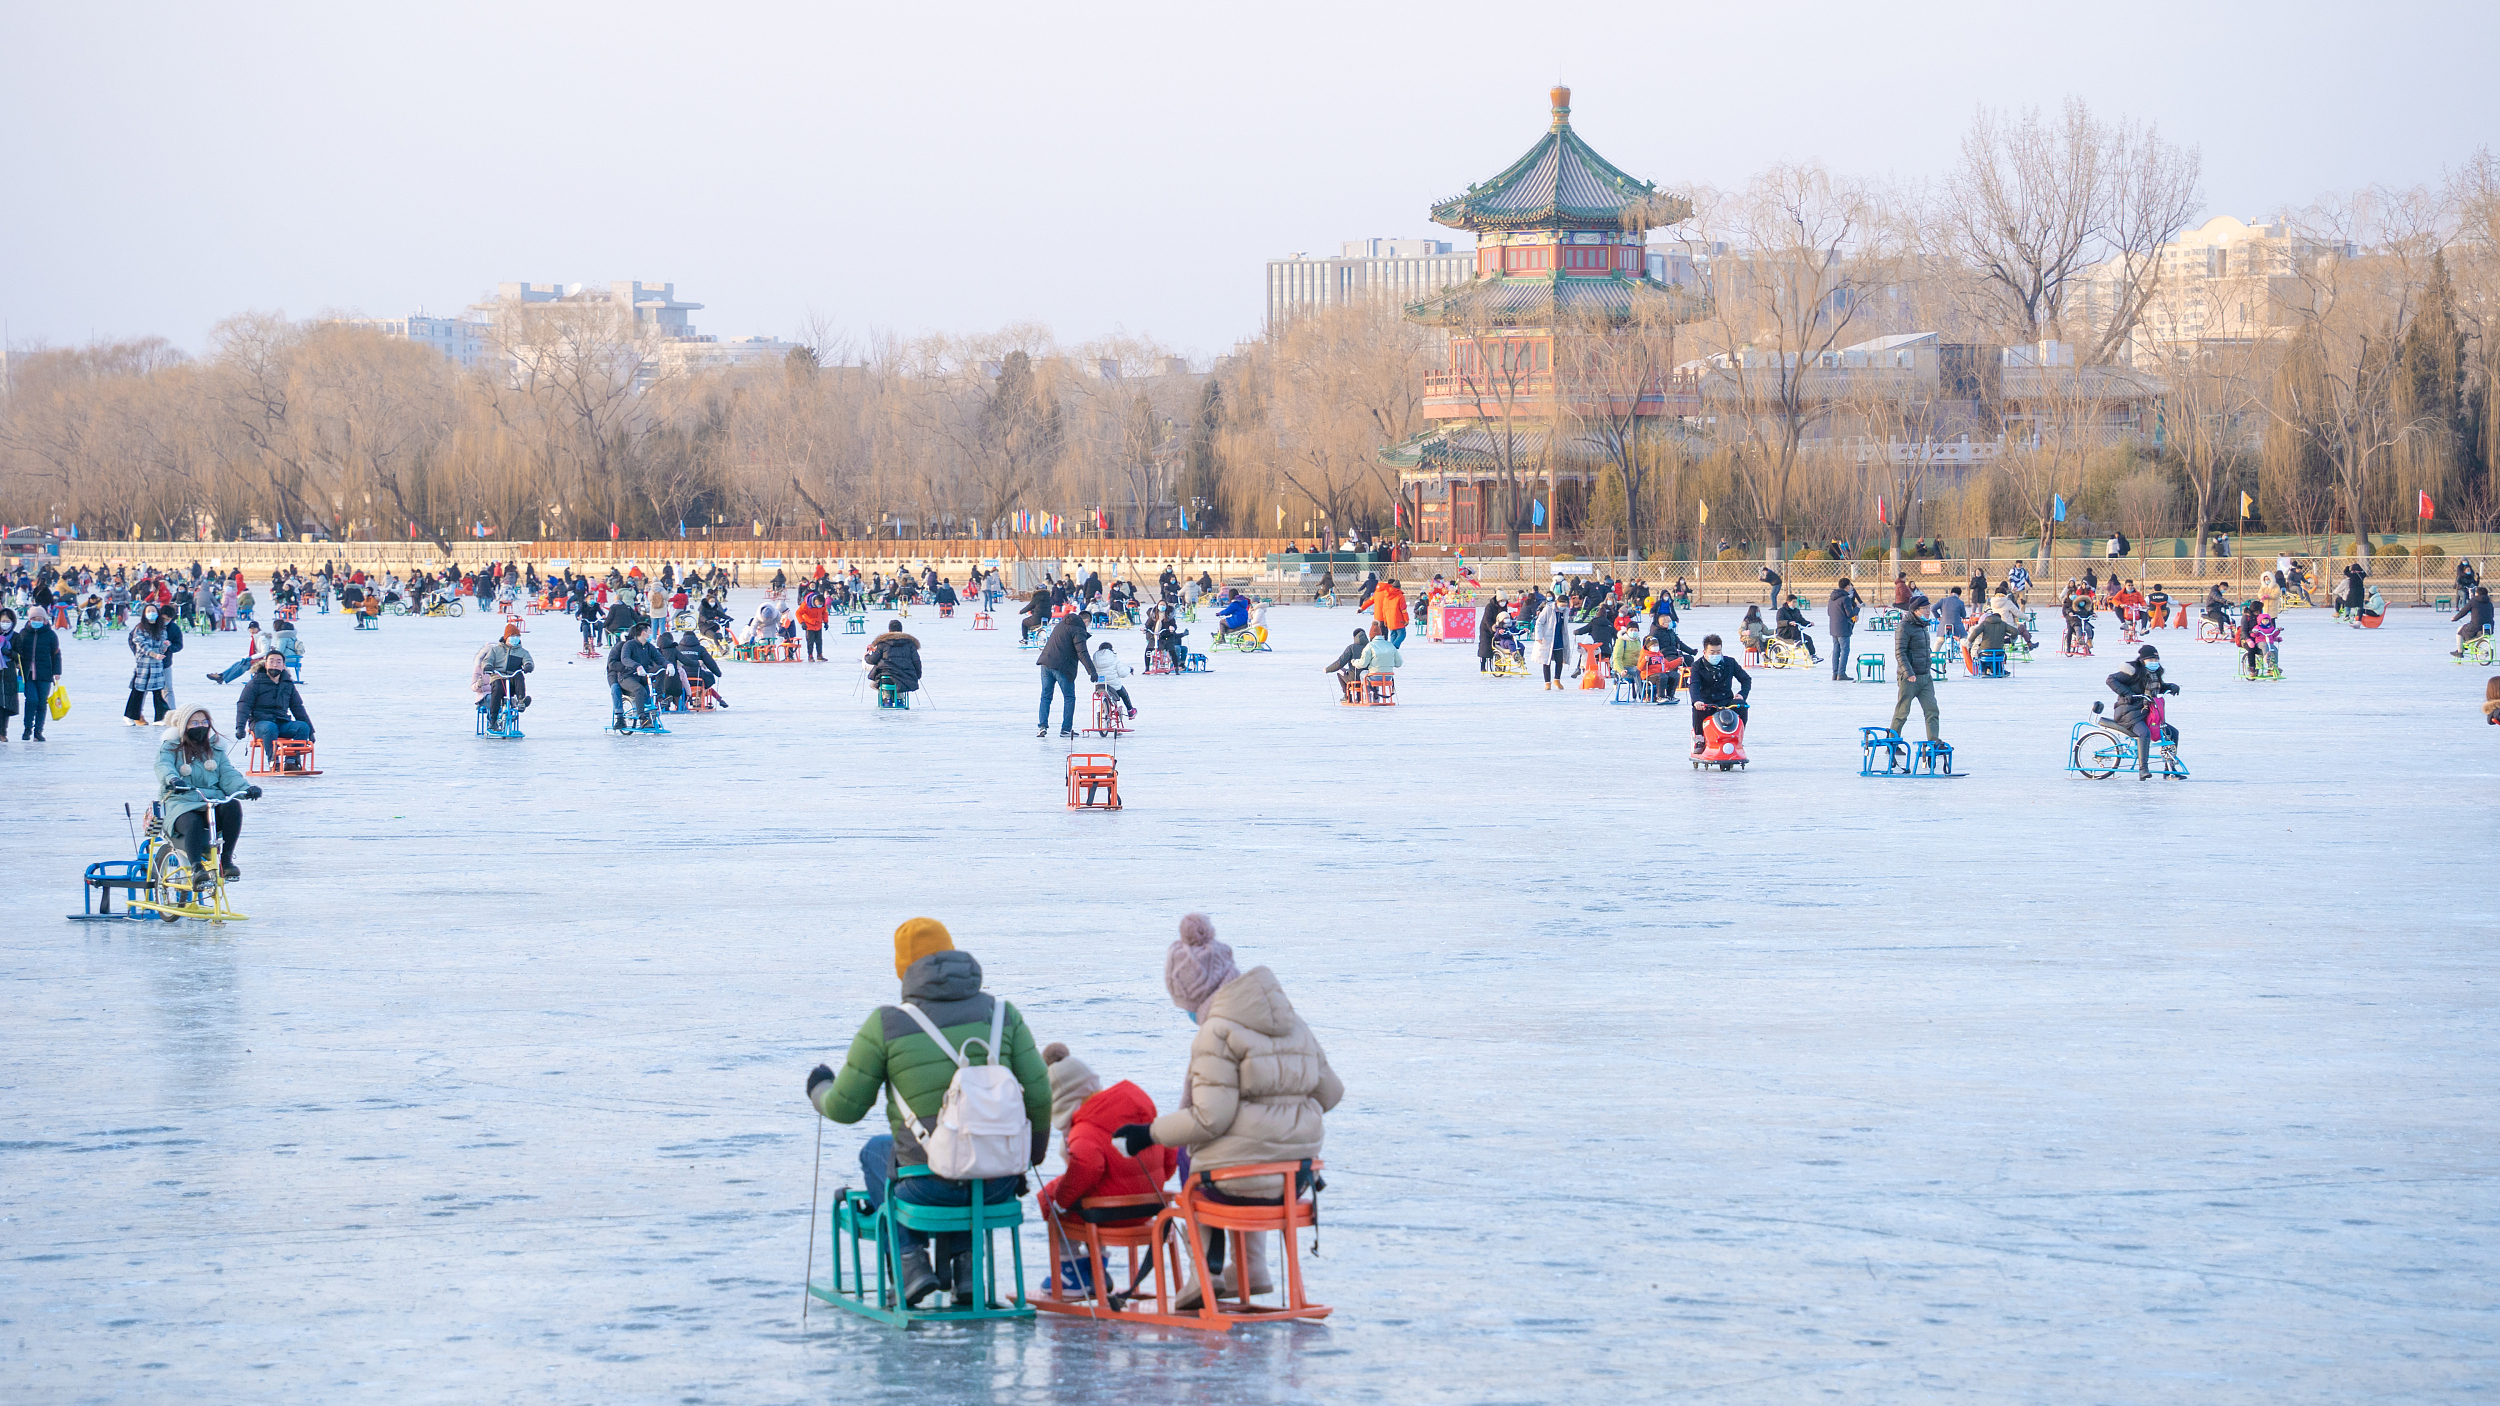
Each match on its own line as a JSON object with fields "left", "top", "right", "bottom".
{"left": 1114, "top": 1124, "right": 1156, "bottom": 1157}
{"left": 805, "top": 1063, "right": 834, "bottom": 1097}
{"left": 242, "top": 785, "right": 264, "bottom": 801}
{"left": 2164, "top": 682, "right": 2181, "bottom": 695}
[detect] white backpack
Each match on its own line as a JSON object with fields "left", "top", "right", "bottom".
{"left": 891, "top": 1000, "right": 1030, "bottom": 1181}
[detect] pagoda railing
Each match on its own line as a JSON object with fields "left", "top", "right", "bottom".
{"left": 1422, "top": 369, "right": 1702, "bottom": 400}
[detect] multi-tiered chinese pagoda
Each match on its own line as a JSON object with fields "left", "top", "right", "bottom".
{"left": 1387, "top": 87, "right": 1701, "bottom": 551}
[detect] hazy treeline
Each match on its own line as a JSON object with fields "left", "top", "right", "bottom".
{"left": 5, "top": 106, "right": 2497, "bottom": 560}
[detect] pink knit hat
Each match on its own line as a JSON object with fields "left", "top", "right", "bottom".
{"left": 1164, "top": 912, "right": 1239, "bottom": 1017}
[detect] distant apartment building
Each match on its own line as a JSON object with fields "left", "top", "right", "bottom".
{"left": 467, "top": 281, "right": 799, "bottom": 385}
{"left": 334, "top": 314, "right": 492, "bottom": 370}
{"left": 1267, "top": 239, "right": 1476, "bottom": 326}
{"left": 2075, "top": 216, "right": 2353, "bottom": 364}
{"left": 470, "top": 280, "right": 707, "bottom": 337}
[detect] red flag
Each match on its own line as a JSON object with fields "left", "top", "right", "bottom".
{"left": 1877, "top": 496, "right": 1889, "bottom": 526}
{"left": 2418, "top": 489, "right": 2435, "bottom": 520}
{"left": 408, "top": 520, "right": 417, "bottom": 539}
{"left": 610, "top": 522, "right": 621, "bottom": 540}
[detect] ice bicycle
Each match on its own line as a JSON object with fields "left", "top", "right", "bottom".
{"left": 2067, "top": 695, "right": 2188, "bottom": 780}
{"left": 72, "top": 790, "right": 257, "bottom": 923}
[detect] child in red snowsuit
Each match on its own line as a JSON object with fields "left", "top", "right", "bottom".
{"left": 1040, "top": 1045, "right": 1175, "bottom": 1297}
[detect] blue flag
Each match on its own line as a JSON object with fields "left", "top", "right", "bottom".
{"left": 1531, "top": 499, "right": 1546, "bottom": 528}
{"left": 2052, "top": 494, "right": 2067, "bottom": 523}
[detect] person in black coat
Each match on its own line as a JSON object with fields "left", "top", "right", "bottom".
{"left": 233, "top": 651, "right": 314, "bottom": 750}
{"left": 865, "top": 623, "right": 923, "bottom": 693}
{"left": 1646, "top": 618, "right": 1697, "bottom": 703}
{"left": 2450, "top": 580, "right": 2490, "bottom": 650}
{"left": 0, "top": 605, "right": 20, "bottom": 729}
{"left": 1035, "top": 612, "right": 1097, "bottom": 736}
{"left": 1773, "top": 595, "right": 1820, "bottom": 662}
{"left": 2105, "top": 645, "right": 2180, "bottom": 776}
{"left": 1322, "top": 627, "right": 1370, "bottom": 699}
{"left": 1686, "top": 634, "right": 1751, "bottom": 748}
{"left": 1019, "top": 589, "right": 1051, "bottom": 641}
{"left": 607, "top": 621, "right": 666, "bottom": 724}
{"left": 12, "top": 612, "right": 62, "bottom": 740}
{"left": 1475, "top": 598, "right": 1502, "bottom": 672}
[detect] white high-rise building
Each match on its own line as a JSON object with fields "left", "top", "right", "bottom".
{"left": 334, "top": 314, "right": 492, "bottom": 370}
{"left": 1267, "top": 239, "right": 1476, "bottom": 327}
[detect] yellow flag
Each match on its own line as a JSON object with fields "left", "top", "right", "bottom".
{"left": 2239, "top": 492, "right": 2251, "bottom": 519}
{"left": 1698, "top": 499, "right": 1709, "bottom": 526}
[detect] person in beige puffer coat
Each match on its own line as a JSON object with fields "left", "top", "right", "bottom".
{"left": 1129, "top": 913, "right": 1342, "bottom": 1305}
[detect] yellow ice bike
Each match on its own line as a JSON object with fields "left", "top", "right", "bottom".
{"left": 128, "top": 786, "right": 256, "bottom": 922}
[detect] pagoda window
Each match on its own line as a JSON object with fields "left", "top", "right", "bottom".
{"left": 1503, "top": 247, "right": 1550, "bottom": 272}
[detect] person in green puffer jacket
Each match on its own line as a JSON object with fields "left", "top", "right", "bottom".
{"left": 805, "top": 917, "right": 1052, "bottom": 1307}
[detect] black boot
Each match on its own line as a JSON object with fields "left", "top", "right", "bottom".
{"left": 896, "top": 1245, "right": 941, "bottom": 1307}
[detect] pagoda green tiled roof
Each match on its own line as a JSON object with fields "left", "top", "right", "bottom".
{"left": 1431, "top": 87, "right": 1691, "bottom": 233}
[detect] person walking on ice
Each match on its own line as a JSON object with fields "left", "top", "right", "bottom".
{"left": 1891, "top": 594, "right": 1940, "bottom": 744}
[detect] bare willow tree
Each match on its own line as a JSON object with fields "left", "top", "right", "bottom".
{"left": 1566, "top": 300, "right": 1688, "bottom": 560}
{"left": 2157, "top": 341, "right": 2262, "bottom": 560}
{"left": 1687, "top": 164, "right": 1896, "bottom": 561}
{"left": 2447, "top": 148, "right": 2500, "bottom": 539}
{"left": 480, "top": 293, "right": 678, "bottom": 539}
{"left": 1253, "top": 304, "right": 1433, "bottom": 536}
{"left": 1943, "top": 97, "right": 2202, "bottom": 365}
{"left": 293, "top": 327, "right": 459, "bottom": 546}
{"left": 2266, "top": 189, "right": 2442, "bottom": 557}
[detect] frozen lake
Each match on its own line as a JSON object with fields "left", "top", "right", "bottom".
{"left": 4, "top": 587, "right": 2495, "bottom": 1403}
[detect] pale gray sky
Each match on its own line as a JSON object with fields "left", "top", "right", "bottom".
{"left": 3, "top": 0, "right": 2492, "bottom": 360}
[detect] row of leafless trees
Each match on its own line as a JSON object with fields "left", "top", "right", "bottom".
{"left": 7, "top": 103, "right": 2498, "bottom": 563}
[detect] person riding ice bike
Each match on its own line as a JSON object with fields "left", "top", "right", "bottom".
{"left": 474, "top": 623, "right": 535, "bottom": 732}
{"left": 607, "top": 620, "right": 668, "bottom": 730}
{"left": 2105, "top": 645, "right": 2181, "bottom": 778}
{"left": 2452, "top": 586, "right": 2494, "bottom": 659}
{"left": 156, "top": 707, "right": 262, "bottom": 881}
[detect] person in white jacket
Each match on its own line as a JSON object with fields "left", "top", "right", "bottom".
{"left": 1358, "top": 622, "right": 1402, "bottom": 675}
{"left": 1531, "top": 597, "right": 1569, "bottom": 689}
{"left": 1091, "top": 640, "right": 1137, "bottom": 718}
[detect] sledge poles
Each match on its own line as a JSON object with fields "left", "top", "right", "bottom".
{"left": 804, "top": 1116, "right": 822, "bottom": 1326}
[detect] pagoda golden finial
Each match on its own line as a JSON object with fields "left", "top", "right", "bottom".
{"left": 1550, "top": 85, "right": 1571, "bottom": 128}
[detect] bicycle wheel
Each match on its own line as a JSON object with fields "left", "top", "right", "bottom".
{"left": 2072, "top": 730, "right": 2124, "bottom": 779}
{"left": 449, "top": 602, "right": 465, "bottom": 617}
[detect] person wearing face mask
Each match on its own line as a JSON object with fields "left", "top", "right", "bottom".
{"left": 2104, "top": 645, "right": 2181, "bottom": 778}
{"left": 11, "top": 604, "right": 61, "bottom": 740}
{"left": 0, "top": 607, "right": 21, "bottom": 734}
{"left": 157, "top": 708, "right": 260, "bottom": 878}
{"left": 233, "top": 651, "right": 315, "bottom": 765}
{"left": 124, "top": 604, "right": 186, "bottom": 724}
{"left": 1686, "top": 633, "right": 1752, "bottom": 756}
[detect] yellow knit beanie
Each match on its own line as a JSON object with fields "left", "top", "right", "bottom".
{"left": 893, "top": 917, "right": 955, "bottom": 978}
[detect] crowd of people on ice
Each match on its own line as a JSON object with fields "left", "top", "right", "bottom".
{"left": 6, "top": 545, "right": 2497, "bottom": 868}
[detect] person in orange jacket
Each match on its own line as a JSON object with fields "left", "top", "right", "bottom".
{"left": 1372, "top": 578, "right": 1410, "bottom": 648}
{"left": 794, "top": 590, "right": 831, "bottom": 661}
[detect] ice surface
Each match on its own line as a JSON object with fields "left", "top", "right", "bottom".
{"left": 3, "top": 589, "right": 2495, "bottom": 1404}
